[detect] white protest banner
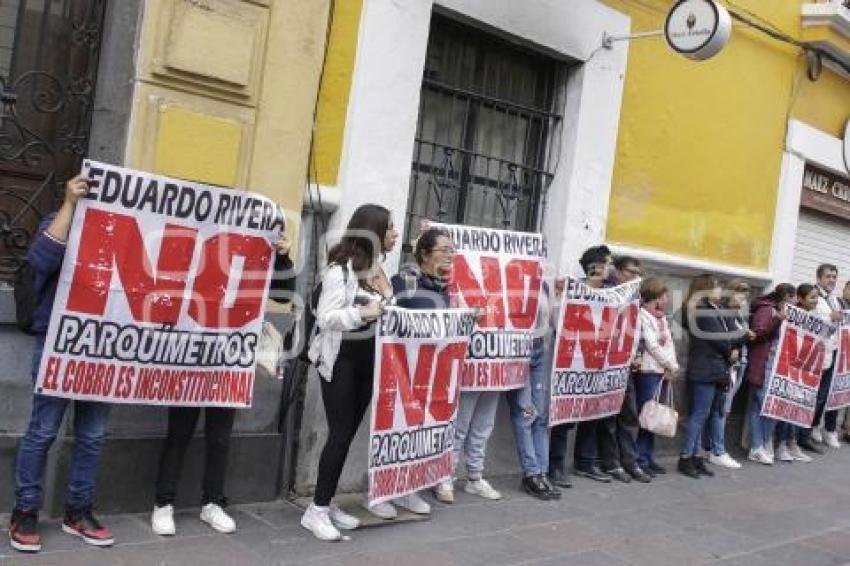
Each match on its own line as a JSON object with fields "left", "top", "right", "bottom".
{"left": 549, "top": 277, "right": 641, "bottom": 425}
{"left": 433, "top": 222, "right": 545, "bottom": 391}
{"left": 762, "top": 305, "right": 836, "bottom": 426}
{"left": 826, "top": 311, "right": 850, "bottom": 412}
{"left": 368, "top": 307, "right": 477, "bottom": 506}
{"left": 35, "top": 160, "right": 283, "bottom": 408}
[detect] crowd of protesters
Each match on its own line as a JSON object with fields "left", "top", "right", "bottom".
{"left": 9, "top": 187, "right": 850, "bottom": 551}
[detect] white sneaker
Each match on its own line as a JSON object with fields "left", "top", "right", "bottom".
{"left": 748, "top": 447, "right": 773, "bottom": 465}
{"left": 301, "top": 504, "right": 341, "bottom": 542}
{"left": 394, "top": 492, "right": 431, "bottom": 515}
{"left": 776, "top": 444, "right": 794, "bottom": 462}
{"left": 364, "top": 499, "right": 397, "bottom": 520}
{"left": 464, "top": 478, "right": 502, "bottom": 500}
{"left": 434, "top": 480, "right": 454, "bottom": 504}
{"left": 764, "top": 442, "right": 774, "bottom": 461}
{"left": 812, "top": 427, "right": 824, "bottom": 444}
{"left": 788, "top": 443, "right": 813, "bottom": 462}
{"left": 200, "top": 503, "right": 236, "bottom": 534}
{"left": 328, "top": 504, "right": 360, "bottom": 530}
{"left": 708, "top": 453, "right": 742, "bottom": 469}
{"left": 824, "top": 431, "right": 841, "bottom": 449}
{"left": 151, "top": 504, "right": 176, "bottom": 536}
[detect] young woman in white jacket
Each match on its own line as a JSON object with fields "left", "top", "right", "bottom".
{"left": 634, "top": 277, "right": 679, "bottom": 475}
{"left": 300, "top": 204, "right": 398, "bottom": 542}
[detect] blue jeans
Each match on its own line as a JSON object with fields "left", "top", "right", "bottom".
{"left": 454, "top": 390, "right": 500, "bottom": 480}
{"left": 506, "top": 339, "right": 550, "bottom": 477}
{"left": 748, "top": 385, "right": 775, "bottom": 450}
{"left": 15, "top": 341, "right": 111, "bottom": 512}
{"left": 681, "top": 382, "right": 724, "bottom": 457}
{"left": 635, "top": 372, "right": 663, "bottom": 468}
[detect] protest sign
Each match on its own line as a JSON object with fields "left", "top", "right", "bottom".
{"left": 368, "top": 307, "right": 477, "bottom": 506}
{"left": 762, "top": 305, "right": 836, "bottom": 426}
{"left": 549, "top": 277, "right": 640, "bottom": 425}
{"left": 433, "top": 222, "right": 545, "bottom": 391}
{"left": 34, "top": 160, "right": 283, "bottom": 408}
{"left": 826, "top": 311, "right": 850, "bottom": 412}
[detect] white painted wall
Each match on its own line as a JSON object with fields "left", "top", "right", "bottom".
{"left": 771, "top": 119, "right": 849, "bottom": 284}
{"left": 332, "top": 0, "right": 630, "bottom": 278}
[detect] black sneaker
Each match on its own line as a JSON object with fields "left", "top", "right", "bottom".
{"left": 625, "top": 466, "right": 652, "bottom": 483}
{"left": 548, "top": 467, "right": 573, "bottom": 489}
{"left": 540, "top": 475, "right": 563, "bottom": 499}
{"left": 677, "top": 456, "right": 700, "bottom": 479}
{"left": 647, "top": 461, "right": 667, "bottom": 475}
{"left": 693, "top": 456, "right": 715, "bottom": 477}
{"left": 8, "top": 508, "right": 41, "bottom": 553}
{"left": 522, "top": 475, "right": 552, "bottom": 500}
{"left": 604, "top": 467, "right": 632, "bottom": 484}
{"left": 574, "top": 465, "right": 612, "bottom": 483}
{"left": 62, "top": 508, "right": 115, "bottom": 547}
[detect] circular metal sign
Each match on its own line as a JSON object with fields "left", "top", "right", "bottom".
{"left": 665, "top": 0, "right": 732, "bottom": 61}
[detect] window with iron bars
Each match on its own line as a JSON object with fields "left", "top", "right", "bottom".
{"left": 403, "top": 14, "right": 567, "bottom": 256}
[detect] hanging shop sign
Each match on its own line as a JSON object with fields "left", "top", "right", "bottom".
{"left": 800, "top": 162, "right": 850, "bottom": 222}
{"left": 665, "top": 0, "right": 732, "bottom": 61}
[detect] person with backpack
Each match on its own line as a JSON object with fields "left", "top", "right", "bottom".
{"left": 9, "top": 175, "right": 115, "bottom": 553}
{"left": 300, "top": 204, "right": 398, "bottom": 542}
{"left": 151, "top": 233, "right": 295, "bottom": 537}
{"left": 746, "top": 283, "right": 795, "bottom": 465}
{"left": 678, "top": 274, "right": 737, "bottom": 479}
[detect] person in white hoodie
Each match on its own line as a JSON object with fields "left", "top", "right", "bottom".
{"left": 634, "top": 277, "right": 679, "bottom": 475}
{"left": 803, "top": 263, "right": 844, "bottom": 450}
{"left": 300, "top": 204, "right": 399, "bottom": 542}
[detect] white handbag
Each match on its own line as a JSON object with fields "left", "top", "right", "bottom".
{"left": 639, "top": 381, "right": 678, "bottom": 438}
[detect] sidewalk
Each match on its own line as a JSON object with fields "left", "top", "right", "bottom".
{"left": 4, "top": 448, "right": 850, "bottom": 566}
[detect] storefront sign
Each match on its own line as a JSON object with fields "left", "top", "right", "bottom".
{"left": 665, "top": 0, "right": 732, "bottom": 61}
{"left": 800, "top": 162, "right": 850, "bottom": 221}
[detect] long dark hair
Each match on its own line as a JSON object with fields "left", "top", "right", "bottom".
{"left": 327, "top": 204, "right": 391, "bottom": 278}
{"left": 763, "top": 283, "right": 795, "bottom": 306}
{"left": 682, "top": 273, "right": 721, "bottom": 331}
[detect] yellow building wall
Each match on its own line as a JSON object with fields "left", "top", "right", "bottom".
{"left": 125, "top": 0, "right": 332, "bottom": 252}
{"left": 601, "top": 0, "right": 850, "bottom": 271}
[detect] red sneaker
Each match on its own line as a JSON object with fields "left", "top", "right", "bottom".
{"left": 61, "top": 508, "right": 114, "bottom": 547}
{"left": 8, "top": 508, "right": 41, "bottom": 553}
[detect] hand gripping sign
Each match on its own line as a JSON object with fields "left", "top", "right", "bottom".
{"left": 35, "top": 160, "right": 283, "bottom": 408}
{"left": 549, "top": 277, "right": 641, "bottom": 425}
{"left": 826, "top": 311, "right": 850, "bottom": 412}
{"left": 432, "top": 223, "right": 546, "bottom": 391}
{"left": 762, "top": 305, "right": 836, "bottom": 427}
{"left": 368, "top": 307, "right": 477, "bottom": 506}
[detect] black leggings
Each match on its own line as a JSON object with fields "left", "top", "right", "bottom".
{"left": 313, "top": 339, "right": 375, "bottom": 507}
{"left": 155, "top": 407, "right": 236, "bottom": 507}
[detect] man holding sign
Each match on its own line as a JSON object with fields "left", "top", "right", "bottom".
{"left": 10, "top": 176, "right": 115, "bottom": 553}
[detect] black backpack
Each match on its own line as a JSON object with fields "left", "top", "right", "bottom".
{"left": 287, "top": 264, "right": 349, "bottom": 363}
{"left": 13, "top": 260, "right": 37, "bottom": 334}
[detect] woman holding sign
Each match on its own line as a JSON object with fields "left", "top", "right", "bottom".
{"left": 300, "top": 204, "right": 398, "bottom": 542}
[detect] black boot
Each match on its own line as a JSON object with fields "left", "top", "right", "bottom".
{"left": 548, "top": 467, "right": 573, "bottom": 489}
{"left": 522, "top": 475, "right": 552, "bottom": 500}
{"left": 693, "top": 456, "right": 715, "bottom": 477}
{"left": 625, "top": 466, "right": 652, "bottom": 483}
{"left": 677, "top": 456, "right": 700, "bottom": 479}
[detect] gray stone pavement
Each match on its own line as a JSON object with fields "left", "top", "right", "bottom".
{"left": 4, "top": 448, "right": 850, "bottom": 566}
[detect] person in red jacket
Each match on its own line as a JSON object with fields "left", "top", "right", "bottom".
{"left": 746, "top": 283, "right": 795, "bottom": 464}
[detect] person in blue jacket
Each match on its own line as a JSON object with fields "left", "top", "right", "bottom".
{"left": 9, "top": 175, "right": 115, "bottom": 553}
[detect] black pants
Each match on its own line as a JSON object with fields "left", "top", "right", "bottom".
{"left": 548, "top": 423, "right": 574, "bottom": 475}
{"left": 155, "top": 407, "right": 236, "bottom": 507}
{"left": 809, "top": 367, "right": 836, "bottom": 433}
{"left": 574, "top": 416, "right": 619, "bottom": 471}
{"left": 613, "top": 374, "right": 639, "bottom": 470}
{"left": 313, "top": 339, "right": 375, "bottom": 507}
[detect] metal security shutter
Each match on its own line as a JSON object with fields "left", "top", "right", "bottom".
{"left": 790, "top": 210, "right": 850, "bottom": 286}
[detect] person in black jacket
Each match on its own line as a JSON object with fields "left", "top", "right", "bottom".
{"left": 678, "top": 274, "right": 739, "bottom": 479}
